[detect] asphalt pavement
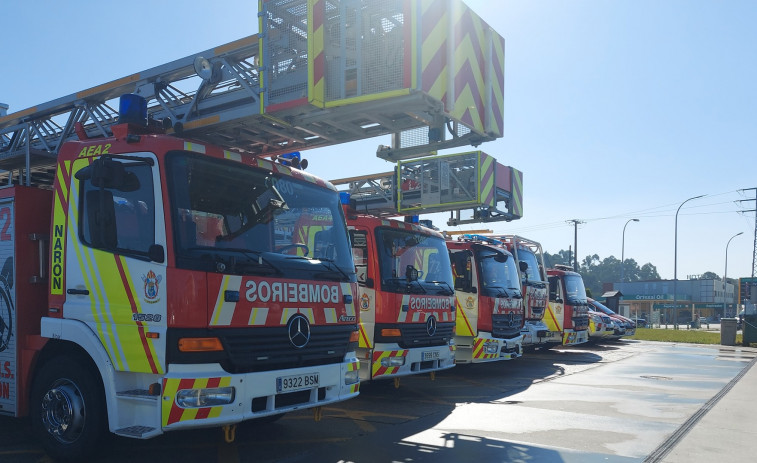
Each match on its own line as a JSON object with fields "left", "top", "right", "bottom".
{"left": 647, "top": 348, "right": 757, "bottom": 462}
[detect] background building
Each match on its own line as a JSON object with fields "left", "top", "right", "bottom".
{"left": 610, "top": 279, "right": 739, "bottom": 326}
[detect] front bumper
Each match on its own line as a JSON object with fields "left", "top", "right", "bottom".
{"left": 360, "top": 343, "right": 456, "bottom": 381}
{"left": 160, "top": 356, "right": 360, "bottom": 431}
{"left": 521, "top": 320, "right": 554, "bottom": 346}
{"left": 454, "top": 333, "right": 524, "bottom": 363}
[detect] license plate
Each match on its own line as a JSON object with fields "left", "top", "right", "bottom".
{"left": 276, "top": 373, "right": 319, "bottom": 393}
{"left": 422, "top": 351, "right": 440, "bottom": 361}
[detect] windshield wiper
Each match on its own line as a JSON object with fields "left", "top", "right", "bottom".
{"left": 185, "top": 246, "right": 282, "bottom": 274}
{"left": 487, "top": 285, "right": 509, "bottom": 298}
{"left": 314, "top": 258, "right": 352, "bottom": 281}
{"left": 426, "top": 280, "right": 454, "bottom": 296}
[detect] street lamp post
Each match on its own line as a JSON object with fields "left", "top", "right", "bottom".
{"left": 673, "top": 195, "right": 705, "bottom": 329}
{"left": 724, "top": 232, "right": 744, "bottom": 317}
{"left": 621, "top": 219, "right": 640, "bottom": 283}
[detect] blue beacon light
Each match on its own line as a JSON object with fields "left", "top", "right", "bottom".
{"left": 118, "top": 94, "right": 148, "bottom": 126}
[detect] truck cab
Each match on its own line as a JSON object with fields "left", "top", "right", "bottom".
{"left": 2, "top": 98, "right": 361, "bottom": 460}
{"left": 447, "top": 235, "right": 524, "bottom": 363}
{"left": 494, "top": 236, "right": 551, "bottom": 349}
{"left": 346, "top": 208, "right": 456, "bottom": 383}
{"left": 545, "top": 265, "right": 590, "bottom": 346}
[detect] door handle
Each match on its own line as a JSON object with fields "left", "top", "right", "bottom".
{"left": 67, "top": 288, "right": 90, "bottom": 295}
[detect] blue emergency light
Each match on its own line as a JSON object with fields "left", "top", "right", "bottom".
{"left": 339, "top": 192, "right": 351, "bottom": 205}
{"left": 118, "top": 94, "right": 148, "bottom": 126}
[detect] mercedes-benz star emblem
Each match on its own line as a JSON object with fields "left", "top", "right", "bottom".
{"left": 287, "top": 314, "right": 311, "bottom": 348}
{"left": 426, "top": 316, "right": 437, "bottom": 337}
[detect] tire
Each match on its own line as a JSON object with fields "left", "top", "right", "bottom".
{"left": 30, "top": 356, "right": 108, "bottom": 462}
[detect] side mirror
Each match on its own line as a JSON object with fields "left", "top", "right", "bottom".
{"left": 494, "top": 253, "right": 507, "bottom": 263}
{"left": 519, "top": 261, "right": 528, "bottom": 273}
{"left": 148, "top": 244, "right": 165, "bottom": 263}
{"left": 364, "top": 277, "right": 374, "bottom": 289}
{"left": 76, "top": 158, "right": 140, "bottom": 191}
{"left": 405, "top": 265, "right": 419, "bottom": 282}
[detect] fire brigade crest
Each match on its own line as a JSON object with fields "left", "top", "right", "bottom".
{"left": 142, "top": 270, "right": 163, "bottom": 302}
{"left": 360, "top": 293, "right": 370, "bottom": 311}
{"left": 465, "top": 296, "right": 475, "bottom": 310}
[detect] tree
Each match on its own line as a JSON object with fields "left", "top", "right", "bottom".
{"left": 543, "top": 250, "right": 661, "bottom": 298}
{"left": 700, "top": 271, "right": 720, "bottom": 280}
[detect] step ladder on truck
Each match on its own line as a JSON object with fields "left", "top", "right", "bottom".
{"left": 0, "top": 0, "right": 507, "bottom": 459}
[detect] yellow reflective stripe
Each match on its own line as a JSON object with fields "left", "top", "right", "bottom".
{"left": 248, "top": 308, "right": 269, "bottom": 325}
{"left": 323, "top": 89, "right": 411, "bottom": 108}
{"left": 211, "top": 276, "right": 242, "bottom": 326}
{"left": 280, "top": 308, "right": 315, "bottom": 324}
{"left": 161, "top": 378, "right": 181, "bottom": 426}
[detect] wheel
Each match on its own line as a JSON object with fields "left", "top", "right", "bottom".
{"left": 275, "top": 243, "right": 309, "bottom": 256}
{"left": 30, "top": 356, "right": 107, "bottom": 461}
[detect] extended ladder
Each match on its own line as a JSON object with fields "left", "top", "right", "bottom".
{"left": 0, "top": 0, "right": 505, "bottom": 188}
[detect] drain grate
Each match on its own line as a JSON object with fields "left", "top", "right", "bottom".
{"left": 641, "top": 375, "right": 673, "bottom": 380}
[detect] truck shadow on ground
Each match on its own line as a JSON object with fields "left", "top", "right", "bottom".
{"left": 1, "top": 346, "right": 611, "bottom": 463}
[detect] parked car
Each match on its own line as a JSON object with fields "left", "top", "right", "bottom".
{"left": 587, "top": 298, "right": 636, "bottom": 337}
{"left": 587, "top": 308, "right": 616, "bottom": 341}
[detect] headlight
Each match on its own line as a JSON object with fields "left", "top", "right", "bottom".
{"left": 381, "top": 356, "right": 406, "bottom": 367}
{"left": 176, "top": 386, "right": 235, "bottom": 408}
{"left": 483, "top": 341, "right": 499, "bottom": 354}
{"left": 345, "top": 369, "right": 360, "bottom": 385}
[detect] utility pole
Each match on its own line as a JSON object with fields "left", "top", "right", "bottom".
{"left": 737, "top": 188, "right": 757, "bottom": 279}
{"left": 567, "top": 219, "right": 584, "bottom": 271}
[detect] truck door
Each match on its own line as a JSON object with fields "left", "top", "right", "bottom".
{"left": 450, "top": 249, "right": 478, "bottom": 337}
{"left": 350, "top": 228, "right": 375, "bottom": 349}
{"left": 547, "top": 275, "right": 565, "bottom": 331}
{"left": 63, "top": 154, "right": 167, "bottom": 374}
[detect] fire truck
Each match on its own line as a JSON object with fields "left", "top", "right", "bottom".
{"left": 345, "top": 205, "right": 456, "bottom": 384}
{"left": 446, "top": 235, "right": 523, "bottom": 363}
{"left": 0, "top": 0, "right": 507, "bottom": 458}
{"left": 491, "top": 235, "right": 551, "bottom": 349}
{"left": 544, "top": 265, "right": 590, "bottom": 347}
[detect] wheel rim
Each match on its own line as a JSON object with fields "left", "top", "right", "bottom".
{"left": 40, "top": 381, "right": 86, "bottom": 444}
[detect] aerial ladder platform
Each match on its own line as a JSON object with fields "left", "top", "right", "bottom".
{"left": 0, "top": 0, "right": 505, "bottom": 188}
{"left": 332, "top": 150, "right": 523, "bottom": 226}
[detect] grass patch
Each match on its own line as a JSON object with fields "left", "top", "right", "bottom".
{"left": 629, "top": 328, "right": 745, "bottom": 345}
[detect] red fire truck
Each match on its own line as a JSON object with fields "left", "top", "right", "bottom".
{"left": 0, "top": 95, "right": 361, "bottom": 459}
{"left": 446, "top": 235, "right": 523, "bottom": 363}
{"left": 544, "top": 265, "right": 590, "bottom": 346}
{"left": 345, "top": 204, "right": 456, "bottom": 384}
{"left": 494, "top": 235, "right": 551, "bottom": 349}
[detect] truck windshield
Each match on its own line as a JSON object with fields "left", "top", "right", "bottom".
{"left": 375, "top": 227, "right": 454, "bottom": 295}
{"left": 517, "top": 248, "right": 544, "bottom": 283}
{"left": 473, "top": 245, "right": 521, "bottom": 298}
{"left": 167, "top": 152, "right": 354, "bottom": 281}
{"left": 564, "top": 274, "right": 588, "bottom": 305}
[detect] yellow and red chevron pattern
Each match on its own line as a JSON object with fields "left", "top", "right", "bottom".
{"left": 162, "top": 376, "right": 232, "bottom": 426}
{"left": 479, "top": 152, "right": 496, "bottom": 206}
{"left": 347, "top": 361, "right": 361, "bottom": 393}
{"left": 472, "top": 337, "right": 498, "bottom": 361}
{"left": 419, "top": 0, "right": 505, "bottom": 137}
{"left": 510, "top": 168, "right": 523, "bottom": 217}
{"left": 308, "top": 0, "right": 326, "bottom": 107}
{"left": 371, "top": 350, "right": 408, "bottom": 378}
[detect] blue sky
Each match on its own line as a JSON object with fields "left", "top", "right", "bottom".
{"left": 2, "top": 0, "right": 756, "bottom": 281}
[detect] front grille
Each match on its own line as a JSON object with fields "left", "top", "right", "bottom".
{"left": 397, "top": 322, "right": 454, "bottom": 348}
{"left": 572, "top": 315, "right": 589, "bottom": 331}
{"left": 167, "top": 325, "right": 356, "bottom": 374}
{"left": 492, "top": 313, "right": 523, "bottom": 338}
{"left": 222, "top": 325, "right": 355, "bottom": 373}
